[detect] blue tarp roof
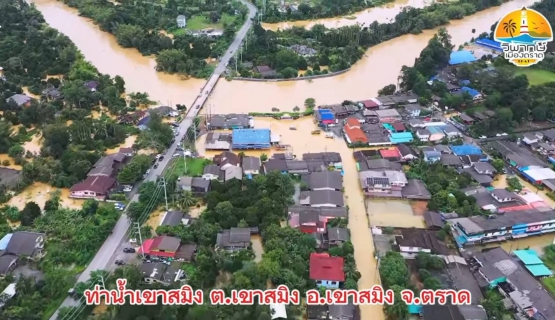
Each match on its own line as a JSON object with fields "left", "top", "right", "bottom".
{"left": 0, "top": 233, "right": 13, "bottom": 250}
{"left": 318, "top": 109, "right": 334, "bottom": 120}
{"left": 449, "top": 50, "right": 477, "bottom": 65}
{"left": 232, "top": 129, "right": 271, "bottom": 144}
{"left": 461, "top": 86, "right": 480, "bottom": 98}
{"left": 526, "top": 264, "right": 553, "bottom": 277}
{"left": 513, "top": 249, "right": 543, "bottom": 265}
{"left": 407, "top": 304, "right": 422, "bottom": 314}
{"left": 460, "top": 79, "right": 471, "bottom": 85}
{"left": 450, "top": 144, "right": 482, "bottom": 156}
{"left": 389, "top": 132, "right": 414, "bottom": 144}
{"left": 476, "top": 38, "right": 502, "bottom": 50}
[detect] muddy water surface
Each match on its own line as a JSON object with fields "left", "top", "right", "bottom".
{"left": 209, "top": 0, "right": 536, "bottom": 113}
{"left": 106, "top": 135, "right": 137, "bottom": 154}
{"left": 262, "top": 0, "right": 430, "bottom": 31}
{"left": 8, "top": 182, "right": 84, "bottom": 210}
{"left": 251, "top": 235, "right": 264, "bottom": 262}
{"left": 367, "top": 199, "right": 426, "bottom": 228}
{"left": 34, "top": 0, "right": 205, "bottom": 106}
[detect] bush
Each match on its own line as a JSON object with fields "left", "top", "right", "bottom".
{"left": 2, "top": 160, "right": 10, "bottom": 166}
{"left": 436, "top": 230, "right": 447, "bottom": 241}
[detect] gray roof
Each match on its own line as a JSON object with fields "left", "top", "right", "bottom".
{"left": 396, "top": 144, "right": 417, "bottom": 157}
{"left": 538, "top": 142, "right": 555, "bottom": 151}
{"left": 443, "top": 125, "right": 459, "bottom": 134}
{"left": 242, "top": 156, "right": 261, "bottom": 171}
{"left": 264, "top": 159, "right": 288, "bottom": 172}
{"left": 491, "top": 188, "right": 517, "bottom": 199}
{"left": 300, "top": 190, "right": 344, "bottom": 206}
{"left": 5, "top": 232, "right": 44, "bottom": 256}
{"left": 208, "top": 114, "right": 250, "bottom": 129}
{"left": 153, "top": 236, "right": 181, "bottom": 251}
{"left": 214, "top": 152, "right": 240, "bottom": 166}
{"left": 473, "top": 162, "right": 496, "bottom": 173}
{"left": 474, "top": 247, "right": 555, "bottom": 318}
{"left": 191, "top": 177, "right": 210, "bottom": 191}
{"left": 328, "top": 303, "right": 356, "bottom": 319}
{"left": 446, "top": 262, "right": 483, "bottom": 304}
{"left": 303, "top": 171, "right": 343, "bottom": 190}
{"left": 462, "top": 168, "right": 493, "bottom": 185}
{"left": 441, "top": 154, "right": 462, "bottom": 166}
{"left": 177, "top": 176, "right": 193, "bottom": 188}
{"left": 203, "top": 164, "right": 221, "bottom": 176}
{"left": 402, "top": 179, "right": 431, "bottom": 200}
{"left": 452, "top": 209, "right": 555, "bottom": 234}
{"left": 459, "top": 113, "right": 474, "bottom": 122}
{"left": 327, "top": 227, "right": 349, "bottom": 242}
{"left": 424, "top": 211, "right": 444, "bottom": 228}
{"left": 160, "top": 211, "right": 185, "bottom": 226}
{"left": 302, "top": 152, "right": 342, "bottom": 164}
{"left": 457, "top": 305, "right": 487, "bottom": 320}
{"left": 286, "top": 160, "right": 309, "bottom": 171}
{"left": 417, "top": 128, "right": 431, "bottom": 136}
{"left": 405, "top": 104, "right": 421, "bottom": 112}
{"left": 397, "top": 229, "right": 449, "bottom": 255}
{"left": 363, "top": 159, "right": 402, "bottom": 171}
{"left": 489, "top": 141, "right": 547, "bottom": 168}
{"left": 0, "top": 167, "right": 22, "bottom": 188}
{"left": 224, "top": 166, "right": 242, "bottom": 181}
{"left": 6, "top": 94, "right": 31, "bottom": 106}
{"left": 288, "top": 206, "right": 348, "bottom": 218}
{"left": 216, "top": 228, "right": 251, "bottom": 249}
{"left": 408, "top": 119, "right": 424, "bottom": 126}
{"left": 0, "top": 254, "right": 17, "bottom": 275}
{"left": 434, "top": 145, "right": 452, "bottom": 154}
{"left": 87, "top": 166, "right": 114, "bottom": 176}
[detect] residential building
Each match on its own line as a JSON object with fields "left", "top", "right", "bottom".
{"left": 213, "top": 152, "right": 240, "bottom": 169}
{"left": 302, "top": 171, "right": 343, "bottom": 191}
{"left": 462, "top": 168, "right": 493, "bottom": 186}
{"left": 523, "top": 132, "right": 540, "bottom": 145}
{"left": 84, "top": 81, "right": 99, "bottom": 92}
{"left": 428, "top": 126, "right": 446, "bottom": 142}
{"left": 138, "top": 235, "right": 181, "bottom": 258}
{"left": 286, "top": 160, "right": 309, "bottom": 174}
{"left": 343, "top": 118, "right": 368, "bottom": 145}
{"left": 360, "top": 99, "right": 380, "bottom": 109}
{"left": 140, "top": 262, "right": 185, "bottom": 286}
{"left": 207, "top": 114, "right": 251, "bottom": 130}
{"left": 459, "top": 113, "right": 474, "bottom": 124}
{"left": 443, "top": 125, "right": 461, "bottom": 138}
{"left": 521, "top": 167, "right": 555, "bottom": 184}
{"left": 6, "top": 94, "right": 31, "bottom": 107}
{"left": 205, "top": 132, "right": 232, "bottom": 150}
{"left": 327, "top": 227, "right": 349, "bottom": 246}
{"left": 69, "top": 176, "right": 116, "bottom": 200}
{"left": 471, "top": 247, "right": 555, "bottom": 319}
{"left": 375, "top": 109, "right": 402, "bottom": 123}
{"left": 43, "top": 87, "right": 62, "bottom": 100}
{"left": 202, "top": 165, "right": 221, "bottom": 180}
{"left": 397, "top": 144, "right": 418, "bottom": 161}
{"left": 423, "top": 150, "right": 441, "bottom": 163}
{"left": 392, "top": 123, "right": 406, "bottom": 132}
{"left": 288, "top": 44, "right": 317, "bottom": 57}
{"left": 402, "top": 179, "right": 432, "bottom": 200}
{"left": 379, "top": 148, "right": 401, "bottom": 161}
{"left": 117, "top": 110, "right": 147, "bottom": 125}
{"left": 175, "top": 243, "right": 198, "bottom": 262}
{"left": 310, "top": 253, "right": 345, "bottom": 289}
{"left": 326, "top": 104, "right": 359, "bottom": 119}
{"left": 405, "top": 104, "right": 421, "bottom": 117}
{"left": 290, "top": 209, "right": 324, "bottom": 234}
{"left": 0, "top": 283, "right": 16, "bottom": 308}
{"left": 264, "top": 158, "right": 288, "bottom": 173}
{"left": 176, "top": 15, "right": 187, "bottom": 28}
{"left": 159, "top": 211, "right": 192, "bottom": 227}
{"left": 451, "top": 209, "right": 555, "bottom": 247}
{"left": 176, "top": 177, "right": 210, "bottom": 194}
{"left": 242, "top": 156, "right": 261, "bottom": 175}
{"left": 460, "top": 86, "right": 482, "bottom": 100}
{"left": 534, "top": 142, "right": 555, "bottom": 155}
{"left": 441, "top": 154, "right": 463, "bottom": 167}
{"left": 216, "top": 228, "right": 251, "bottom": 251}
{"left": 288, "top": 206, "right": 348, "bottom": 226}
{"left": 358, "top": 159, "right": 402, "bottom": 172}
{"left": 408, "top": 119, "right": 425, "bottom": 128}
{"left": 472, "top": 162, "right": 496, "bottom": 175}
{"left": 0, "top": 231, "right": 46, "bottom": 260}
{"left": 416, "top": 129, "right": 431, "bottom": 141}
{"left": 422, "top": 304, "right": 487, "bottom": 320}
{"left": 489, "top": 140, "right": 547, "bottom": 171}
{"left": 88, "top": 153, "right": 127, "bottom": 178}
{"left": 254, "top": 66, "right": 277, "bottom": 78}
{"left": 222, "top": 166, "right": 242, "bottom": 181}
{"left": 451, "top": 144, "right": 482, "bottom": 156}
{"left": 119, "top": 147, "right": 135, "bottom": 157}
{"left": 362, "top": 109, "right": 379, "bottom": 123}
{"left": 472, "top": 189, "right": 530, "bottom": 212}
{"left": 359, "top": 170, "right": 408, "bottom": 197}
{"left": 302, "top": 152, "right": 342, "bottom": 169}
{"left": 424, "top": 211, "right": 445, "bottom": 229}
{"left": 395, "top": 229, "right": 449, "bottom": 259}
{"left": 307, "top": 304, "right": 359, "bottom": 320}
{"left": 389, "top": 132, "right": 414, "bottom": 144}
{"left": 300, "top": 190, "right": 345, "bottom": 207}
{"left": 0, "top": 254, "right": 17, "bottom": 276}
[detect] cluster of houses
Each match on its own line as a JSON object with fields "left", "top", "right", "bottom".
{"left": 0, "top": 231, "right": 46, "bottom": 277}
{"left": 117, "top": 106, "right": 179, "bottom": 131}
{"left": 69, "top": 148, "right": 135, "bottom": 201}
{"left": 4, "top": 81, "right": 102, "bottom": 108}
{"left": 205, "top": 127, "right": 277, "bottom": 150}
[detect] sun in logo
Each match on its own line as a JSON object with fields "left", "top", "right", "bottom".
{"left": 494, "top": 7, "right": 553, "bottom": 66}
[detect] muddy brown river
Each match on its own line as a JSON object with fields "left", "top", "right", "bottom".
{"left": 27, "top": 0, "right": 540, "bottom": 319}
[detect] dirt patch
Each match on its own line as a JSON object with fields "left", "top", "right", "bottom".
{"left": 410, "top": 201, "right": 428, "bottom": 216}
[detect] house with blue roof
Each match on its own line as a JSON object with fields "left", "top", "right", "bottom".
{"left": 424, "top": 150, "right": 441, "bottom": 163}
{"left": 461, "top": 87, "right": 482, "bottom": 100}
{"left": 475, "top": 38, "right": 502, "bottom": 51}
{"left": 449, "top": 50, "right": 477, "bottom": 65}
{"left": 389, "top": 132, "right": 414, "bottom": 144}
{"left": 232, "top": 129, "right": 271, "bottom": 149}
{"left": 450, "top": 144, "right": 482, "bottom": 156}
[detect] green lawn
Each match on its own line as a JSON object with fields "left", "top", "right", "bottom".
{"left": 513, "top": 67, "right": 555, "bottom": 86}
{"left": 172, "top": 157, "right": 209, "bottom": 177}
{"left": 183, "top": 13, "right": 235, "bottom": 31}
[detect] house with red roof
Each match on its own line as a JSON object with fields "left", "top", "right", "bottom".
{"left": 309, "top": 253, "right": 345, "bottom": 289}
{"left": 69, "top": 176, "right": 116, "bottom": 201}
{"left": 380, "top": 148, "right": 401, "bottom": 160}
{"left": 138, "top": 235, "right": 181, "bottom": 258}
{"left": 343, "top": 119, "right": 368, "bottom": 145}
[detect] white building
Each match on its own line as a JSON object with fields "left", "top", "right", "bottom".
{"left": 176, "top": 15, "right": 187, "bottom": 28}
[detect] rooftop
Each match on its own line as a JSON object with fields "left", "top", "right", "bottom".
{"left": 396, "top": 229, "right": 449, "bottom": 255}
{"left": 375, "top": 109, "right": 401, "bottom": 118}
{"left": 309, "top": 253, "right": 345, "bottom": 281}
{"left": 449, "top": 50, "right": 478, "bottom": 65}
{"left": 216, "top": 228, "right": 251, "bottom": 249}
{"left": 424, "top": 211, "right": 445, "bottom": 228}
{"left": 288, "top": 206, "right": 348, "bottom": 218}
{"left": 232, "top": 129, "right": 270, "bottom": 145}
{"left": 303, "top": 171, "right": 343, "bottom": 190}
{"left": 452, "top": 209, "right": 555, "bottom": 234}
{"left": 300, "top": 190, "right": 345, "bottom": 206}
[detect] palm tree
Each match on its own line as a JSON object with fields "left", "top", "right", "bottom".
{"left": 174, "top": 190, "right": 196, "bottom": 211}
{"left": 503, "top": 19, "right": 517, "bottom": 37}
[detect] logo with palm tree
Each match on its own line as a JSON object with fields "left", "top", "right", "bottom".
{"left": 503, "top": 19, "right": 517, "bottom": 38}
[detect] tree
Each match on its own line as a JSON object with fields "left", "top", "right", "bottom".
{"left": 385, "top": 285, "right": 409, "bottom": 319}
{"left": 275, "top": 50, "right": 299, "bottom": 72}
{"left": 304, "top": 98, "right": 316, "bottom": 109}
{"left": 481, "top": 290, "right": 506, "bottom": 318}
{"left": 298, "top": 57, "right": 308, "bottom": 70}
{"left": 378, "top": 84, "right": 396, "bottom": 96}
{"left": 8, "top": 145, "right": 24, "bottom": 159}
{"left": 260, "top": 153, "right": 268, "bottom": 162}
{"left": 175, "top": 190, "right": 197, "bottom": 211}
{"left": 20, "top": 202, "right": 41, "bottom": 226}
{"left": 492, "top": 159, "right": 504, "bottom": 172}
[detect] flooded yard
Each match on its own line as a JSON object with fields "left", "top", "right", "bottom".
{"left": 251, "top": 235, "right": 264, "bottom": 263}
{"left": 146, "top": 207, "right": 164, "bottom": 231}
{"left": 0, "top": 154, "right": 22, "bottom": 170}
{"left": 189, "top": 205, "right": 206, "bottom": 218}
{"left": 493, "top": 174, "right": 555, "bottom": 208}
{"left": 8, "top": 182, "right": 84, "bottom": 210}
{"left": 106, "top": 135, "right": 137, "bottom": 154}
{"left": 366, "top": 199, "right": 426, "bottom": 228}
{"left": 470, "top": 233, "right": 555, "bottom": 256}
{"left": 23, "top": 134, "right": 42, "bottom": 155}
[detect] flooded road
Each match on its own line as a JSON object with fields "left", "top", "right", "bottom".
{"left": 251, "top": 235, "right": 264, "bottom": 262}
{"left": 33, "top": 0, "right": 205, "bottom": 106}
{"left": 208, "top": 0, "right": 536, "bottom": 113}
{"left": 262, "top": 0, "right": 431, "bottom": 31}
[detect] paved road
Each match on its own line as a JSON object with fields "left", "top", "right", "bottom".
{"left": 50, "top": 3, "right": 257, "bottom": 319}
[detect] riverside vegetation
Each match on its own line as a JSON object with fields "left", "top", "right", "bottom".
{"left": 234, "top": 0, "right": 504, "bottom": 79}
{"left": 60, "top": 0, "right": 248, "bottom": 78}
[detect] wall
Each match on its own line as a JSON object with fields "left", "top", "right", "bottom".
{"left": 232, "top": 68, "right": 351, "bottom": 82}
{"left": 316, "top": 279, "right": 340, "bottom": 289}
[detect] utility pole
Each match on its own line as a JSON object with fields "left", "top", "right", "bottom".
{"left": 134, "top": 222, "right": 145, "bottom": 259}
{"left": 158, "top": 178, "right": 168, "bottom": 211}
{"left": 235, "top": 51, "right": 238, "bottom": 74}
{"left": 99, "top": 274, "right": 106, "bottom": 289}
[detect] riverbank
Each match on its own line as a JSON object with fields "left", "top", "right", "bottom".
{"left": 232, "top": 68, "right": 350, "bottom": 82}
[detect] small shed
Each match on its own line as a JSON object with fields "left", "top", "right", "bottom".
{"left": 176, "top": 15, "right": 187, "bottom": 28}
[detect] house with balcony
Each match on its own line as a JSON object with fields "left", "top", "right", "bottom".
{"left": 288, "top": 206, "right": 348, "bottom": 234}
{"left": 359, "top": 170, "right": 408, "bottom": 198}
{"left": 310, "top": 253, "right": 345, "bottom": 289}
{"left": 69, "top": 176, "right": 116, "bottom": 201}
{"left": 450, "top": 209, "right": 555, "bottom": 247}
{"left": 395, "top": 229, "right": 449, "bottom": 259}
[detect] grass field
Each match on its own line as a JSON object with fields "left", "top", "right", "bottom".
{"left": 184, "top": 13, "right": 235, "bottom": 31}
{"left": 513, "top": 67, "right": 555, "bottom": 86}
{"left": 171, "top": 157, "right": 209, "bottom": 177}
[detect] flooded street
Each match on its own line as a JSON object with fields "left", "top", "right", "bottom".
{"left": 208, "top": 0, "right": 536, "bottom": 113}
{"left": 250, "top": 235, "right": 264, "bottom": 262}
{"left": 262, "top": 0, "right": 431, "bottom": 31}
{"left": 493, "top": 174, "right": 555, "bottom": 208}
{"left": 33, "top": 0, "right": 205, "bottom": 106}
{"left": 367, "top": 199, "right": 426, "bottom": 228}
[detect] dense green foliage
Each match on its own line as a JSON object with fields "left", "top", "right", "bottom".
{"left": 237, "top": 0, "right": 502, "bottom": 79}
{"left": 0, "top": 198, "right": 119, "bottom": 318}
{"left": 62, "top": 0, "right": 247, "bottom": 78}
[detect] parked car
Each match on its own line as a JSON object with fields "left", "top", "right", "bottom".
{"left": 155, "top": 154, "right": 161, "bottom": 159}
{"left": 154, "top": 163, "right": 158, "bottom": 169}
{"left": 129, "top": 238, "right": 137, "bottom": 244}
{"left": 114, "top": 203, "right": 125, "bottom": 211}
{"left": 123, "top": 185, "right": 132, "bottom": 192}
{"left": 158, "top": 155, "right": 164, "bottom": 161}
{"left": 123, "top": 248, "right": 136, "bottom": 253}
{"left": 172, "top": 153, "right": 180, "bottom": 158}
{"left": 115, "top": 260, "right": 126, "bottom": 265}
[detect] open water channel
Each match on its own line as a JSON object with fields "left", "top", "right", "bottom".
{"left": 17, "top": 0, "right": 543, "bottom": 319}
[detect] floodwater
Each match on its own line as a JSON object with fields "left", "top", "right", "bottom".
{"left": 262, "top": 0, "right": 431, "bottom": 31}
{"left": 146, "top": 207, "right": 164, "bottom": 232}
{"left": 23, "top": 134, "right": 43, "bottom": 155}
{"left": 8, "top": 182, "right": 84, "bottom": 210}
{"left": 251, "top": 235, "right": 264, "bottom": 262}
{"left": 208, "top": 0, "right": 537, "bottom": 113}
{"left": 189, "top": 205, "right": 207, "bottom": 218}
{"left": 477, "top": 233, "right": 555, "bottom": 255}
{"left": 33, "top": 0, "right": 205, "bottom": 106}
{"left": 493, "top": 174, "right": 555, "bottom": 208}
{"left": 105, "top": 135, "right": 137, "bottom": 154}
{"left": 367, "top": 199, "right": 426, "bottom": 228}
{"left": 0, "top": 154, "right": 21, "bottom": 170}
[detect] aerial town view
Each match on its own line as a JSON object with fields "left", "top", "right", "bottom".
{"left": 3, "top": 0, "right": 555, "bottom": 319}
